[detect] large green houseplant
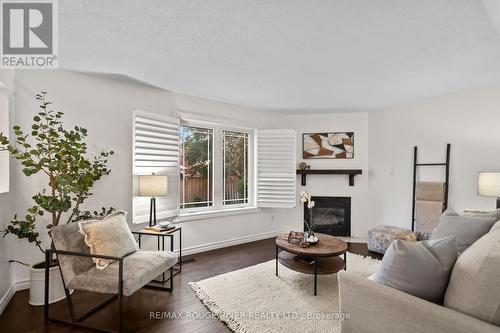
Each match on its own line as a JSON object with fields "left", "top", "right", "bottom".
{"left": 0, "top": 92, "right": 114, "bottom": 305}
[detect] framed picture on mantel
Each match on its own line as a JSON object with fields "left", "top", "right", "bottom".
{"left": 302, "top": 132, "right": 354, "bottom": 159}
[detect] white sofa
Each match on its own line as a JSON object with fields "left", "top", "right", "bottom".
{"left": 338, "top": 221, "right": 500, "bottom": 333}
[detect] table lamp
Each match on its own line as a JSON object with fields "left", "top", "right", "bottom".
{"left": 478, "top": 171, "right": 500, "bottom": 209}
{"left": 138, "top": 174, "right": 168, "bottom": 226}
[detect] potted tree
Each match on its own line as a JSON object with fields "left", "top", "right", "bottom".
{"left": 0, "top": 92, "right": 114, "bottom": 305}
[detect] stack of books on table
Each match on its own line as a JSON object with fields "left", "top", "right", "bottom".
{"left": 144, "top": 225, "right": 175, "bottom": 233}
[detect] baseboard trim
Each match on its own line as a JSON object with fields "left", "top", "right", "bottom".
{"left": 0, "top": 282, "right": 16, "bottom": 315}
{"left": 15, "top": 279, "right": 29, "bottom": 291}
{"left": 181, "top": 230, "right": 285, "bottom": 256}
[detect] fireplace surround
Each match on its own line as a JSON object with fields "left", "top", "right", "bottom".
{"left": 304, "top": 196, "right": 351, "bottom": 237}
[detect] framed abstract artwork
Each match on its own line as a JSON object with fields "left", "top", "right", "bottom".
{"left": 302, "top": 132, "right": 354, "bottom": 159}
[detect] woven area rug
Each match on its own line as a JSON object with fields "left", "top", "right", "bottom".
{"left": 189, "top": 253, "right": 379, "bottom": 333}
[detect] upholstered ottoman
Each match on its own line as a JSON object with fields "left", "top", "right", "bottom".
{"left": 367, "top": 225, "right": 417, "bottom": 254}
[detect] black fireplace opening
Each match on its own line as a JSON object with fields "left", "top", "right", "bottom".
{"left": 304, "top": 196, "right": 351, "bottom": 237}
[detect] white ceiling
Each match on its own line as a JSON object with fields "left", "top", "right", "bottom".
{"left": 59, "top": 0, "right": 500, "bottom": 112}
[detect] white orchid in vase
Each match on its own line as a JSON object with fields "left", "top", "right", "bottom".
{"left": 300, "top": 191, "right": 318, "bottom": 243}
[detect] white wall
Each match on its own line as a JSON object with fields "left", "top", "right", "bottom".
{"left": 284, "top": 113, "right": 370, "bottom": 237}
{"left": 0, "top": 70, "right": 16, "bottom": 314}
{"left": 369, "top": 84, "right": 500, "bottom": 229}
{"left": 10, "top": 70, "right": 291, "bottom": 284}
{"left": 0, "top": 93, "right": 8, "bottom": 194}
{"left": 6, "top": 69, "right": 500, "bottom": 303}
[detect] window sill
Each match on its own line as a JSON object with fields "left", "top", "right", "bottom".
{"left": 173, "top": 207, "right": 261, "bottom": 223}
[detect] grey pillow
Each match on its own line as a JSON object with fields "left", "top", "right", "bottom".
{"left": 78, "top": 211, "right": 138, "bottom": 269}
{"left": 431, "top": 209, "right": 497, "bottom": 254}
{"left": 463, "top": 208, "right": 500, "bottom": 220}
{"left": 373, "top": 237, "right": 457, "bottom": 304}
{"left": 444, "top": 226, "right": 500, "bottom": 325}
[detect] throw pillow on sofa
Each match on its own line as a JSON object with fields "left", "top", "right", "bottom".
{"left": 431, "top": 209, "right": 497, "bottom": 254}
{"left": 78, "top": 210, "right": 138, "bottom": 269}
{"left": 373, "top": 236, "right": 457, "bottom": 304}
{"left": 463, "top": 208, "right": 500, "bottom": 220}
{"left": 444, "top": 222, "right": 500, "bottom": 326}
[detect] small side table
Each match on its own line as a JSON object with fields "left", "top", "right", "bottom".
{"left": 132, "top": 226, "right": 182, "bottom": 286}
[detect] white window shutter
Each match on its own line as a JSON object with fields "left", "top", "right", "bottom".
{"left": 133, "top": 111, "right": 180, "bottom": 223}
{"left": 256, "top": 129, "right": 297, "bottom": 208}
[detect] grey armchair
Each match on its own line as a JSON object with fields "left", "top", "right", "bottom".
{"left": 45, "top": 222, "right": 177, "bottom": 333}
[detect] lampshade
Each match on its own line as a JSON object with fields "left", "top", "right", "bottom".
{"left": 138, "top": 175, "right": 168, "bottom": 197}
{"left": 478, "top": 171, "right": 500, "bottom": 197}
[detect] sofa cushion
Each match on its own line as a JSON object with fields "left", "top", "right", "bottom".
{"left": 431, "top": 209, "right": 497, "bottom": 254}
{"left": 463, "top": 208, "right": 500, "bottom": 220}
{"left": 444, "top": 227, "right": 500, "bottom": 326}
{"left": 78, "top": 211, "right": 138, "bottom": 269}
{"left": 373, "top": 237, "right": 457, "bottom": 304}
{"left": 67, "top": 250, "right": 178, "bottom": 296}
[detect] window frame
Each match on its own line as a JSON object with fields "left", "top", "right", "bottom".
{"left": 179, "top": 125, "right": 214, "bottom": 212}
{"left": 179, "top": 119, "right": 255, "bottom": 217}
{"left": 222, "top": 129, "right": 250, "bottom": 207}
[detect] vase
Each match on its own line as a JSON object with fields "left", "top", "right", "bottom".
{"left": 28, "top": 261, "right": 71, "bottom": 306}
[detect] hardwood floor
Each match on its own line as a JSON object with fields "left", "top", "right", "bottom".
{"left": 0, "top": 238, "right": 380, "bottom": 333}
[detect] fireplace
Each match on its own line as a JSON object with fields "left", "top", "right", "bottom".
{"left": 304, "top": 196, "right": 351, "bottom": 237}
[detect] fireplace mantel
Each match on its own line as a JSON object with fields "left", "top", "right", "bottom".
{"left": 296, "top": 169, "right": 362, "bottom": 186}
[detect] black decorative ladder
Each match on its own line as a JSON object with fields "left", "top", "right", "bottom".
{"left": 411, "top": 143, "right": 451, "bottom": 231}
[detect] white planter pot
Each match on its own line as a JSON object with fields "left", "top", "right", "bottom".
{"left": 29, "top": 263, "right": 70, "bottom": 306}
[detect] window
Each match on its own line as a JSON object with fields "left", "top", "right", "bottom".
{"left": 223, "top": 130, "right": 248, "bottom": 205}
{"left": 133, "top": 113, "right": 297, "bottom": 223}
{"left": 180, "top": 126, "right": 214, "bottom": 209}
{"left": 179, "top": 123, "right": 253, "bottom": 214}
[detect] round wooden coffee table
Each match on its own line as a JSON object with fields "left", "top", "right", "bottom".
{"left": 275, "top": 233, "right": 348, "bottom": 295}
